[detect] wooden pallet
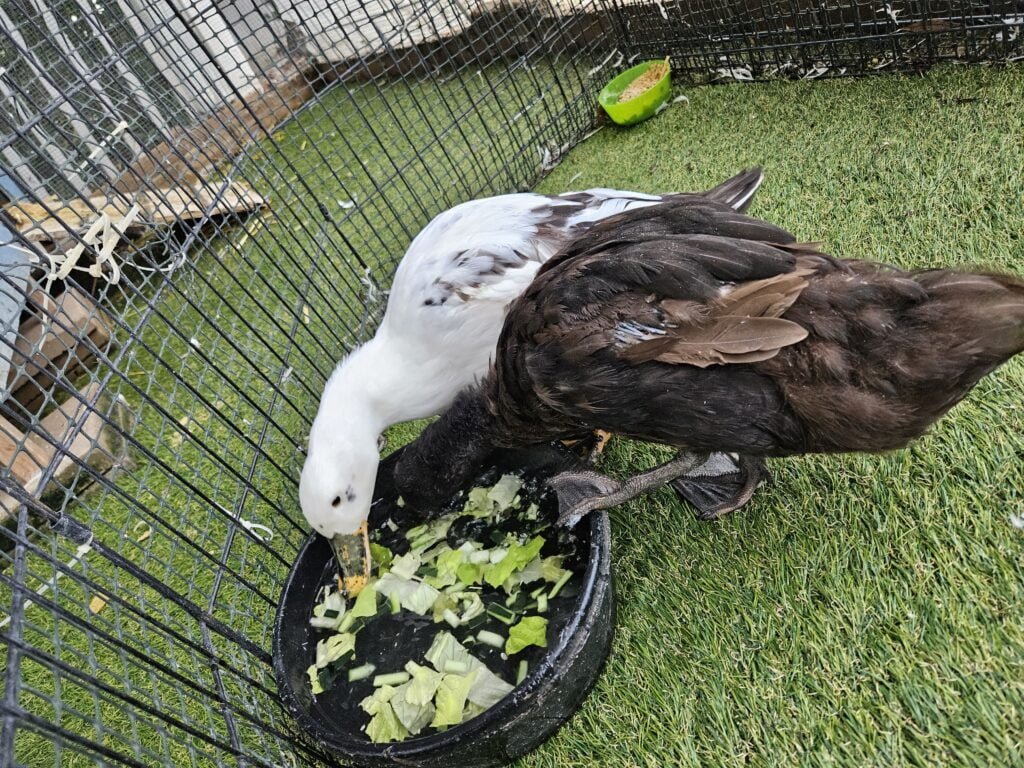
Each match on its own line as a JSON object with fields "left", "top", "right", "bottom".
{"left": 0, "top": 286, "right": 129, "bottom": 526}
{"left": 3, "top": 180, "right": 268, "bottom": 247}
{"left": 5, "top": 287, "right": 113, "bottom": 414}
{"left": 0, "top": 382, "right": 127, "bottom": 523}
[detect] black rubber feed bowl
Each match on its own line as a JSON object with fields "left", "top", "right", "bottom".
{"left": 273, "top": 444, "right": 615, "bottom": 768}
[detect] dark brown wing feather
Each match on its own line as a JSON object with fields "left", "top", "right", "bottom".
{"left": 490, "top": 201, "right": 829, "bottom": 451}
{"left": 533, "top": 199, "right": 798, "bottom": 280}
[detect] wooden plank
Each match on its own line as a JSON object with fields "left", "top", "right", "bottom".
{"left": 5, "top": 287, "right": 113, "bottom": 413}
{"left": 0, "top": 415, "right": 48, "bottom": 488}
{"left": 137, "top": 183, "right": 268, "bottom": 229}
{"left": 31, "top": 382, "right": 118, "bottom": 482}
{"left": 1, "top": 383, "right": 112, "bottom": 493}
{"left": 3, "top": 180, "right": 268, "bottom": 244}
{"left": 0, "top": 382, "right": 126, "bottom": 525}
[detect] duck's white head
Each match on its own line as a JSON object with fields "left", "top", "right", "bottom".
{"left": 299, "top": 347, "right": 387, "bottom": 538}
{"left": 299, "top": 333, "right": 444, "bottom": 539}
{"left": 299, "top": 425, "right": 379, "bottom": 537}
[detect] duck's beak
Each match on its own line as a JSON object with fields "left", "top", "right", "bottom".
{"left": 331, "top": 521, "right": 371, "bottom": 597}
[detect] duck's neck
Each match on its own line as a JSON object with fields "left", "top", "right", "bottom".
{"left": 394, "top": 388, "right": 498, "bottom": 510}
{"left": 317, "top": 333, "right": 437, "bottom": 436}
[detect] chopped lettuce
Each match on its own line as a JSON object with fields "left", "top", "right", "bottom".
{"left": 389, "top": 552, "right": 422, "bottom": 580}
{"left": 376, "top": 572, "right": 441, "bottom": 615}
{"left": 315, "top": 632, "right": 356, "bottom": 668}
{"left": 389, "top": 681, "right": 435, "bottom": 735}
{"left": 483, "top": 536, "right": 545, "bottom": 588}
{"left": 364, "top": 701, "right": 409, "bottom": 743}
{"left": 306, "top": 664, "right": 323, "bottom": 695}
{"left": 430, "top": 670, "right": 478, "bottom": 728}
{"left": 374, "top": 671, "right": 412, "bottom": 687}
{"left": 467, "top": 666, "right": 513, "bottom": 709}
{"left": 362, "top": 686, "right": 411, "bottom": 742}
{"left": 431, "top": 593, "right": 456, "bottom": 624}
{"left": 515, "top": 556, "right": 544, "bottom": 586}
{"left": 425, "top": 630, "right": 473, "bottom": 673}
{"left": 369, "top": 542, "right": 394, "bottom": 573}
{"left": 309, "top": 588, "right": 346, "bottom": 629}
{"left": 308, "top": 614, "right": 344, "bottom": 630}
{"left": 424, "top": 631, "right": 513, "bottom": 708}
{"left": 487, "top": 474, "right": 523, "bottom": 511}
{"left": 421, "top": 630, "right": 473, "bottom": 671}
{"left": 456, "top": 562, "right": 482, "bottom": 585}
{"left": 348, "top": 663, "right": 376, "bottom": 682}
{"left": 517, "top": 554, "right": 567, "bottom": 586}
{"left": 462, "top": 486, "right": 493, "bottom": 517}
{"left": 506, "top": 616, "right": 549, "bottom": 656}
{"left": 461, "top": 475, "right": 525, "bottom": 517}
{"left": 349, "top": 579, "right": 379, "bottom": 619}
{"left": 307, "top": 472, "right": 571, "bottom": 744}
{"left": 450, "top": 591, "right": 485, "bottom": 624}
{"left": 443, "top": 660, "right": 470, "bottom": 675}
{"left": 548, "top": 569, "right": 573, "bottom": 598}
{"left": 360, "top": 684, "right": 397, "bottom": 715}
{"left": 406, "top": 518, "right": 453, "bottom": 553}
{"left": 424, "top": 547, "right": 464, "bottom": 589}
{"left": 404, "top": 661, "right": 444, "bottom": 706}
{"left": 541, "top": 556, "right": 569, "bottom": 583}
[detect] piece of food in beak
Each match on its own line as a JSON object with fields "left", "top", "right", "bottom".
{"left": 332, "top": 521, "right": 371, "bottom": 597}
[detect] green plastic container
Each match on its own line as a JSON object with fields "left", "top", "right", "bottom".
{"left": 598, "top": 60, "right": 672, "bottom": 127}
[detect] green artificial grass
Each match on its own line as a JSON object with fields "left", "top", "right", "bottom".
{"left": 8, "top": 62, "right": 1024, "bottom": 766}
{"left": 508, "top": 64, "right": 1024, "bottom": 767}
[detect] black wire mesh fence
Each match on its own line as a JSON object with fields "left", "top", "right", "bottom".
{"left": 0, "top": 0, "right": 1020, "bottom": 766}
{"left": 606, "top": 0, "right": 1024, "bottom": 82}
{"left": 0, "top": 2, "right": 609, "bottom": 765}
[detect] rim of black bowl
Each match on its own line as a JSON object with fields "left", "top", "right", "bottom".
{"left": 273, "top": 494, "right": 610, "bottom": 761}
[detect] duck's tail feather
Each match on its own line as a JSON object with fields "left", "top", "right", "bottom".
{"left": 763, "top": 266, "right": 1024, "bottom": 454}
{"left": 883, "top": 268, "right": 1024, "bottom": 431}
{"left": 700, "top": 167, "right": 764, "bottom": 212}
{"left": 913, "top": 269, "right": 1024, "bottom": 361}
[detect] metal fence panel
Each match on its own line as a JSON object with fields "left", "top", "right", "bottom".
{"left": 1, "top": 1, "right": 606, "bottom": 764}
{"left": 0, "top": 0, "right": 1019, "bottom": 765}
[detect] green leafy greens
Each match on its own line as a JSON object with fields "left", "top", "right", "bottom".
{"left": 304, "top": 473, "right": 577, "bottom": 744}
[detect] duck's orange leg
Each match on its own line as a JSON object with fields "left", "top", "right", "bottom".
{"left": 560, "top": 430, "right": 613, "bottom": 462}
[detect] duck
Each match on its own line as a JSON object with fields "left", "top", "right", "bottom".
{"left": 299, "top": 169, "right": 769, "bottom": 587}
{"left": 391, "top": 195, "right": 1024, "bottom": 527}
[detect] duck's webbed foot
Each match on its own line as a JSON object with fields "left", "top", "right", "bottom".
{"left": 549, "top": 470, "right": 622, "bottom": 528}
{"left": 549, "top": 451, "right": 709, "bottom": 527}
{"left": 588, "top": 430, "right": 613, "bottom": 460}
{"left": 669, "top": 454, "right": 769, "bottom": 520}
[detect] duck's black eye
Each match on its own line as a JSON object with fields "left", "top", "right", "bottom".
{"left": 345, "top": 486, "right": 357, "bottom": 503}
{"left": 331, "top": 496, "right": 342, "bottom": 507}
